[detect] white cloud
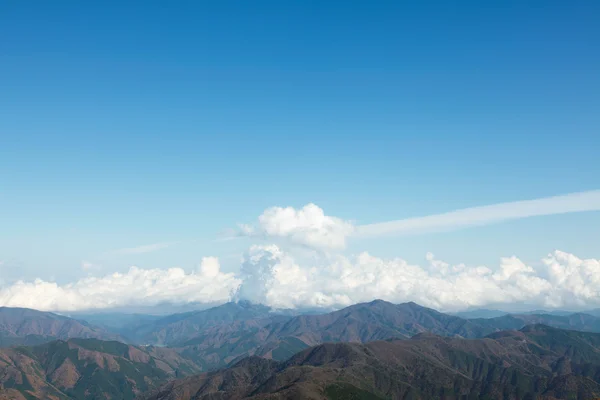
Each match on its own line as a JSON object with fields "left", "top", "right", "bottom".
{"left": 0, "top": 260, "right": 239, "bottom": 312}
{"left": 235, "top": 246, "right": 600, "bottom": 312}
{"left": 234, "top": 245, "right": 282, "bottom": 304}
{"left": 111, "top": 242, "right": 176, "bottom": 255}
{"left": 2, "top": 246, "right": 600, "bottom": 313}
{"left": 198, "top": 257, "right": 221, "bottom": 277}
{"left": 356, "top": 190, "right": 600, "bottom": 237}
{"left": 236, "top": 191, "right": 600, "bottom": 250}
{"left": 238, "top": 203, "right": 354, "bottom": 251}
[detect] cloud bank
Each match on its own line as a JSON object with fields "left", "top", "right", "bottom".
{"left": 0, "top": 258, "right": 239, "bottom": 312}
{"left": 238, "top": 190, "right": 600, "bottom": 250}
{"left": 2, "top": 248, "right": 600, "bottom": 312}
{"left": 234, "top": 246, "right": 600, "bottom": 312}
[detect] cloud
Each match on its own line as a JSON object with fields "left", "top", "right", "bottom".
{"left": 4, "top": 247, "right": 600, "bottom": 312}
{"left": 234, "top": 245, "right": 282, "bottom": 304}
{"left": 110, "top": 242, "right": 176, "bottom": 255}
{"left": 0, "top": 258, "right": 239, "bottom": 312}
{"left": 233, "top": 246, "right": 600, "bottom": 312}
{"left": 238, "top": 203, "right": 354, "bottom": 251}
{"left": 198, "top": 257, "right": 221, "bottom": 277}
{"left": 236, "top": 191, "right": 600, "bottom": 250}
{"left": 356, "top": 190, "right": 600, "bottom": 237}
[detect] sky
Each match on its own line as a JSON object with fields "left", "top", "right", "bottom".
{"left": 1, "top": 1, "right": 599, "bottom": 312}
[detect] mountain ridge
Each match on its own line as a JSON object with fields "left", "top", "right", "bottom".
{"left": 0, "top": 337, "right": 203, "bottom": 400}
{"left": 0, "top": 307, "right": 120, "bottom": 347}
{"left": 144, "top": 324, "right": 600, "bottom": 400}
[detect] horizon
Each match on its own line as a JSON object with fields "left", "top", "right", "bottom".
{"left": 1, "top": 1, "right": 599, "bottom": 314}
{"left": 5, "top": 297, "right": 600, "bottom": 318}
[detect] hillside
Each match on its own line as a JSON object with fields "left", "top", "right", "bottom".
{"left": 0, "top": 338, "right": 202, "bottom": 400}
{"left": 0, "top": 307, "right": 118, "bottom": 347}
{"left": 145, "top": 325, "right": 600, "bottom": 400}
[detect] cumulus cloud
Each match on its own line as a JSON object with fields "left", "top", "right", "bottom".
{"left": 0, "top": 258, "right": 239, "bottom": 312}
{"left": 234, "top": 245, "right": 282, "bottom": 304}
{"left": 198, "top": 256, "right": 221, "bottom": 277}
{"left": 234, "top": 246, "right": 600, "bottom": 312}
{"left": 2, "top": 248, "right": 600, "bottom": 312}
{"left": 238, "top": 203, "right": 354, "bottom": 251}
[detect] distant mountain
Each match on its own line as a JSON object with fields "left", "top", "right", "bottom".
{"left": 11, "top": 300, "right": 600, "bottom": 378}
{"left": 69, "top": 312, "right": 163, "bottom": 342}
{"left": 8, "top": 300, "right": 600, "bottom": 399}
{"left": 584, "top": 309, "right": 600, "bottom": 317}
{"left": 128, "top": 301, "right": 277, "bottom": 346}
{"left": 0, "top": 338, "right": 202, "bottom": 400}
{"left": 163, "top": 300, "right": 495, "bottom": 371}
{"left": 452, "top": 308, "right": 509, "bottom": 319}
{"left": 453, "top": 308, "right": 580, "bottom": 319}
{"left": 69, "top": 312, "right": 162, "bottom": 333}
{"left": 265, "top": 300, "right": 489, "bottom": 344}
{"left": 475, "top": 312, "right": 600, "bottom": 334}
{"left": 145, "top": 325, "right": 600, "bottom": 400}
{"left": 0, "top": 307, "right": 118, "bottom": 347}
{"left": 520, "top": 309, "right": 577, "bottom": 316}
{"left": 114, "top": 300, "right": 600, "bottom": 373}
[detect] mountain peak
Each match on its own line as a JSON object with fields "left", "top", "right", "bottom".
{"left": 365, "top": 299, "right": 400, "bottom": 308}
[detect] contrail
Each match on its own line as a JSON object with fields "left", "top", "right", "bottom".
{"left": 355, "top": 190, "right": 600, "bottom": 237}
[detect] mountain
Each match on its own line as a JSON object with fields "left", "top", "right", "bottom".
{"left": 7, "top": 301, "right": 600, "bottom": 399}
{"left": 10, "top": 300, "right": 600, "bottom": 377}
{"left": 520, "top": 309, "right": 577, "bottom": 316}
{"left": 159, "top": 300, "right": 505, "bottom": 372}
{"left": 65, "top": 300, "right": 600, "bottom": 354}
{"left": 475, "top": 312, "right": 600, "bottom": 334}
{"left": 452, "top": 308, "right": 509, "bottom": 319}
{"left": 119, "top": 300, "right": 600, "bottom": 373}
{"left": 68, "top": 312, "right": 162, "bottom": 339}
{"left": 0, "top": 307, "right": 118, "bottom": 347}
{"left": 145, "top": 325, "right": 600, "bottom": 400}
{"left": 127, "top": 301, "right": 277, "bottom": 346}
{"left": 454, "top": 308, "right": 579, "bottom": 319}
{"left": 268, "top": 300, "right": 492, "bottom": 343}
{"left": 0, "top": 338, "right": 203, "bottom": 400}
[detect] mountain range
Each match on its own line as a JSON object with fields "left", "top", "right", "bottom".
{"left": 145, "top": 324, "right": 600, "bottom": 400}
{"left": 6, "top": 301, "right": 600, "bottom": 398}
{"left": 110, "top": 300, "right": 600, "bottom": 372}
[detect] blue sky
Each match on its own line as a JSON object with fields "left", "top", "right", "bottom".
{"left": 1, "top": 0, "right": 599, "bottom": 307}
